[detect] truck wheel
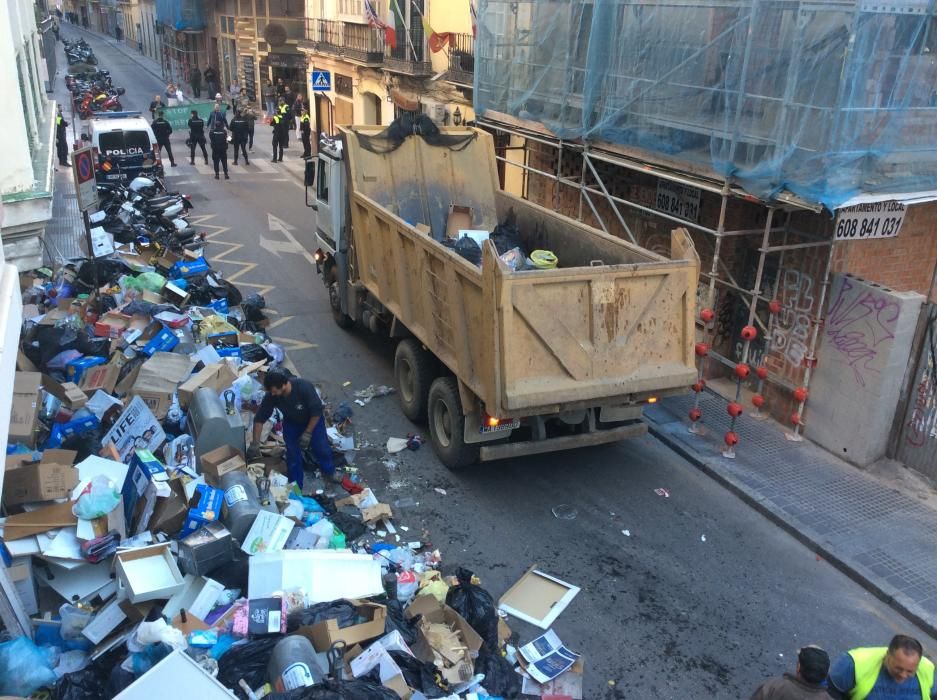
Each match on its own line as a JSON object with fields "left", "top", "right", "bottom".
{"left": 427, "top": 377, "right": 479, "bottom": 470}
{"left": 395, "top": 339, "right": 435, "bottom": 423}
{"left": 326, "top": 267, "right": 354, "bottom": 329}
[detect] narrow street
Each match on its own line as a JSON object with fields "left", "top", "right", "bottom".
{"left": 56, "top": 25, "right": 937, "bottom": 699}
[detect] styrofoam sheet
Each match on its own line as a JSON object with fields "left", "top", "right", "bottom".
{"left": 248, "top": 550, "right": 383, "bottom": 603}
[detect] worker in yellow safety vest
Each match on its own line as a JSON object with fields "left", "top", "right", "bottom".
{"left": 828, "top": 635, "right": 935, "bottom": 700}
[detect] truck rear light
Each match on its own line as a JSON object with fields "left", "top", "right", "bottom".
{"left": 314, "top": 248, "right": 324, "bottom": 263}
{"left": 484, "top": 414, "right": 512, "bottom": 427}
{"left": 646, "top": 396, "right": 658, "bottom": 404}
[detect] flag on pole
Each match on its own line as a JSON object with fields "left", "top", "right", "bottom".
{"left": 364, "top": 0, "right": 397, "bottom": 49}
{"left": 412, "top": 1, "right": 450, "bottom": 53}
{"left": 470, "top": 0, "right": 478, "bottom": 38}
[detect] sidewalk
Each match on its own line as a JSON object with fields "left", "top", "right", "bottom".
{"left": 646, "top": 391, "right": 937, "bottom": 637}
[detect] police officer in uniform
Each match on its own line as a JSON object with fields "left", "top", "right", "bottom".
{"left": 230, "top": 109, "right": 250, "bottom": 165}
{"left": 151, "top": 111, "right": 176, "bottom": 167}
{"left": 209, "top": 122, "right": 229, "bottom": 180}
{"left": 270, "top": 110, "right": 287, "bottom": 163}
{"left": 300, "top": 108, "right": 313, "bottom": 160}
{"left": 278, "top": 98, "right": 291, "bottom": 149}
{"left": 55, "top": 106, "right": 70, "bottom": 167}
{"left": 187, "top": 109, "right": 208, "bottom": 165}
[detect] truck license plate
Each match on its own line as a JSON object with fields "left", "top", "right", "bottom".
{"left": 480, "top": 419, "right": 520, "bottom": 434}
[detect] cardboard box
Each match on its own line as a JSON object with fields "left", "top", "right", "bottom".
{"left": 94, "top": 311, "right": 132, "bottom": 339}
{"left": 9, "top": 371, "right": 41, "bottom": 446}
{"left": 406, "top": 596, "right": 484, "bottom": 685}
{"left": 79, "top": 354, "right": 127, "bottom": 394}
{"left": 66, "top": 356, "right": 107, "bottom": 384}
{"left": 498, "top": 565, "right": 581, "bottom": 629}
{"left": 41, "top": 375, "right": 88, "bottom": 409}
{"left": 177, "top": 363, "right": 237, "bottom": 408}
{"left": 171, "top": 256, "right": 209, "bottom": 279}
{"left": 240, "top": 511, "right": 294, "bottom": 555}
{"left": 162, "top": 281, "right": 190, "bottom": 307}
{"left": 114, "top": 543, "right": 186, "bottom": 603}
{"left": 2, "top": 501, "right": 77, "bottom": 539}
{"left": 48, "top": 414, "right": 100, "bottom": 448}
{"left": 140, "top": 327, "right": 179, "bottom": 357}
{"left": 4, "top": 449, "right": 78, "bottom": 506}
{"left": 9, "top": 556, "right": 38, "bottom": 615}
{"left": 130, "top": 352, "right": 195, "bottom": 419}
{"left": 179, "top": 484, "right": 224, "bottom": 538}
{"left": 198, "top": 445, "right": 247, "bottom": 486}
{"left": 206, "top": 331, "right": 239, "bottom": 359}
{"left": 103, "top": 396, "right": 166, "bottom": 463}
{"left": 177, "top": 522, "right": 234, "bottom": 576}
{"left": 299, "top": 599, "right": 387, "bottom": 653}
{"left": 162, "top": 574, "right": 225, "bottom": 622}
{"left": 148, "top": 478, "right": 189, "bottom": 535}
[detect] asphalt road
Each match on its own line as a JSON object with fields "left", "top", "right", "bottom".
{"left": 60, "top": 26, "right": 937, "bottom": 699}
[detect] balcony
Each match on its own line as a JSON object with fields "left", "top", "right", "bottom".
{"left": 301, "top": 19, "right": 384, "bottom": 66}
{"left": 446, "top": 33, "right": 474, "bottom": 86}
{"left": 384, "top": 25, "right": 432, "bottom": 76}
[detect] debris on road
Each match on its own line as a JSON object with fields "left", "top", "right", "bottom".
{"left": 551, "top": 504, "right": 577, "bottom": 520}
{"left": 654, "top": 488, "right": 670, "bottom": 498}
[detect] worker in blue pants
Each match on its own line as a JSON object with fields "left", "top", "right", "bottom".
{"left": 247, "top": 371, "right": 340, "bottom": 488}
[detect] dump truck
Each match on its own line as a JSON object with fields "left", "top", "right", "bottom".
{"left": 304, "top": 124, "right": 700, "bottom": 469}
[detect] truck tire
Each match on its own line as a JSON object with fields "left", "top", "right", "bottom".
{"left": 326, "top": 266, "right": 354, "bottom": 329}
{"left": 427, "top": 376, "right": 479, "bottom": 470}
{"left": 395, "top": 339, "right": 435, "bottom": 423}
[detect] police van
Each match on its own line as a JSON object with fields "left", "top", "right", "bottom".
{"left": 86, "top": 111, "right": 161, "bottom": 183}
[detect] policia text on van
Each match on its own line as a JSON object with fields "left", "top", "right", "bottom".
{"left": 85, "top": 111, "right": 161, "bottom": 182}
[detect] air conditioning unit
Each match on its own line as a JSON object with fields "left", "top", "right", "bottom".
{"left": 423, "top": 101, "right": 446, "bottom": 125}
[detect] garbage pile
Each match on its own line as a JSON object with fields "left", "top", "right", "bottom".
{"left": 1, "top": 225, "right": 583, "bottom": 699}
{"left": 445, "top": 214, "right": 559, "bottom": 272}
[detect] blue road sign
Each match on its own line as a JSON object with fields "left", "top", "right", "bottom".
{"left": 312, "top": 70, "right": 331, "bottom": 92}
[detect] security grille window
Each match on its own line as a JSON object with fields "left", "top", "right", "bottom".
{"left": 335, "top": 74, "right": 353, "bottom": 98}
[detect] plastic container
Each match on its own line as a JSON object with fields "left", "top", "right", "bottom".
{"left": 220, "top": 471, "right": 268, "bottom": 543}
{"left": 267, "top": 635, "right": 325, "bottom": 692}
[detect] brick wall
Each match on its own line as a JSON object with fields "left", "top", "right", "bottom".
{"left": 838, "top": 201, "right": 937, "bottom": 302}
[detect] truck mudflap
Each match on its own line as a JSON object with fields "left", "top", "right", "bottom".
{"left": 478, "top": 421, "right": 647, "bottom": 461}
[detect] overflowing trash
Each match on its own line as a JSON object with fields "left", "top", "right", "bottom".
{"left": 2, "top": 195, "right": 585, "bottom": 698}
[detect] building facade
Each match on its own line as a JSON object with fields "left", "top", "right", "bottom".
{"left": 1, "top": 0, "right": 57, "bottom": 272}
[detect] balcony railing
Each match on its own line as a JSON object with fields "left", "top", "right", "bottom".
{"left": 303, "top": 18, "right": 384, "bottom": 65}
{"left": 384, "top": 25, "right": 432, "bottom": 76}
{"left": 447, "top": 33, "right": 474, "bottom": 86}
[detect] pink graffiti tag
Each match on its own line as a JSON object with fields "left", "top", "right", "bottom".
{"left": 824, "top": 278, "right": 900, "bottom": 388}
{"left": 905, "top": 372, "right": 936, "bottom": 448}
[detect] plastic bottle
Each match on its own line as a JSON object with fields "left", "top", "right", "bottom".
{"left": 220, "top": 471, "right": 265, "bottom": 543}
{"left": 267, "top": 635, "right": 325, "bottom": 692}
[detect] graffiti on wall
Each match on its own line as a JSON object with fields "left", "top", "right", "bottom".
{"left": 770, "top": 267, "right": 816, "bottom": 370}
{"left": 824, "top": 277, "right": 900, "bottom": 388}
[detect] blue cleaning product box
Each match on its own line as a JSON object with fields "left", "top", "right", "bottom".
{"left": 65, "top": 356, "right": 107, "bottom": 383}
{"left": 179, "top": 484, "right": 224, "bottom": 538}
{"left": 140, "top": 327, "right": 180, "bottom": 357}
{"left": 46, "top": 414, "right": 100, "bottom": 448}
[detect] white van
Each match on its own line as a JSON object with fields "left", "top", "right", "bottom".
{"left": 87, "top": 111, "right": 160, "bottom": 183}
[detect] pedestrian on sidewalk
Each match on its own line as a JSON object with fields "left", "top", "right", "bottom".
{"left": 300, "top": 108, "right": 312, "bottom": 159}
{"left": 114, "top": 26, "right": 122, "bottom": 41}
{"left": 263, "top": 80, "right": 276, "bottom": 116}
{"left": 270, "top": 108, "right": 287, "bottom": 162}
{"left": 283, "top": 86, "right": 296, "bottom": 131}
{"left": 230, "top": 110, "right": 249, "bottom": 165}
{"left": 187, "top": 109, "right": 208, "bottom": 165}
{"left": 208, "top": 122, "right": 229, "bottom": 180}
{"left": 149, "top": 94, "right": 162, "bottom": 121}
{"left": 236, "top": 88, "right": 255, "bottom": 149}
{"left": 827, "top": 635, "right": 935, "bottom": 700}
{"left": 247, "top": 370, "right": 340, "bottom": 489}
{"left": 204, "top": 66, "right": 218, "bottom": 100}
{"left": 55, "top": 106, "right": 70, "bottom": 168}
{"left": 750, "top": 645, "right": 830, "bottom": 700}
{"left": 228, "top": 79, "right": 240, "bottom": 112}
{"left": 189, "top": 66, "right": 202, "bottom": 99}
{"left": 275, "top": 77, "right": 285, "bottom": 98}
{"left": 292, "top": 93, "right": 306, "bottom": 132}
{"left": 152, "top": 111, "right": 177, "bottom": 167}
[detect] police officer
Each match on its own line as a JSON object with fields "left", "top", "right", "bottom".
{"left": 270, "top": 109, "right": 287, "bottom": 163}
{"left": 230, "top": 109, "right": 249, "bottom": 166}
{"left": 277, "top": 98, "right": 291, "bottom": 149}
{"left": 187, "top": 109, "right": 208, "bottom": 165}
{"left": 55, "top": 106, "right": 70, "bottom": 168}
{"left": 151, "top": 111, "right": 176, "bottom": 167}
{"left": 209, "top": 122, "right": 229, "bottom": 180}
{"left": 300, "top": 108, "right": 313, "bottom": 160}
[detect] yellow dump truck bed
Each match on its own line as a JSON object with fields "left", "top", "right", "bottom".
{"left": 341, "top": 125, "right": 699, "bottom": 418}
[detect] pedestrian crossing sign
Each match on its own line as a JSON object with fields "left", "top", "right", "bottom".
{"left": 312, "top": 70, "right": 331, "bottom": 92}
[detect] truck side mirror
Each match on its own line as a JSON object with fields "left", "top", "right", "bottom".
{"left": 304, "top": 160, "right": 315, "bottom": 187}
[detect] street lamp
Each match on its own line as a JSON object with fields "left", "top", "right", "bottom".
{"left": 453, "top": 106, "right": 462, "bottom": 126}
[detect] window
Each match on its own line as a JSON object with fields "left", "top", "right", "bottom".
{"left": 335, "top": 73, "right": 353, "bottom": 98}
{"left": 317, "top": 158, "right": 330, "bottom": 202}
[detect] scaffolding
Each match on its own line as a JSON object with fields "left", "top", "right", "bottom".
{"left": 476, "top": 0, "right": 937, "bottom": 211}
{"left": 480, "top": 113, "right": 835, "bottom": 440}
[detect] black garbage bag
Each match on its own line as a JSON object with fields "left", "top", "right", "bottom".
{"left": 490, "top": 210, "right": 524, "bottom": 255}
{"left": 76, "top": 329, "right": 111, "bottom": 358}
{"left": 451, "top": 236, "right": 481, "bottom": 266}
{"left": 388, "top": 651, "right": 449, "bottom": 698}
{"left": 267, "top": 672, "right": 399, "bottom": 700}
{"left": 383, "top": 599, "right": 420, "bottom": 647}
{"left": 445, "top": 568, "right": 498, "bottom": 648}
{"left": 287, "top": 600, "right": 358, "bottom": 633}
{"left": 122, "top": 300, "right": 156, "bottom": 317}
{"left": 60, "top": 426, "right": 103, "bottom": 462}
{"left": 97, "top": 294, "right": 118, "bottom": 314}
{"left": 330, "top": 512, "right": 367, "bottom": 542}
{"left": 217, "top": 635, "right": 284, "bottom": 696}
{"left": 75, "top": 258, "right": 131, "bottom": 291}
{"left": 53, "top": 668, "right": 108, "bottom": 700}
{"left": 106, "top": 666, "right": 136, "bottom": 697}
{"left": 475, "top": 646, "right": 522, "bottom": 698}
{"left": 26, "top": 325, "right": 79, "bottom": 369}
{"left": 242, "top": 293, "right": 266, "bottom": 322}
{"left": 239, "top": 344, "right": 271, "bottom": 364}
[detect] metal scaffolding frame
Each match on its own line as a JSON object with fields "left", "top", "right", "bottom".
{"left": 481, "top": 113, "right": 836, "bottom": 437}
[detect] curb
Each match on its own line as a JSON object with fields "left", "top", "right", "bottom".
{"left": 646, "top": 420, "right": 937, "bottom": 641}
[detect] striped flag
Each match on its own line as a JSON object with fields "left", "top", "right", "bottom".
{"left": 364, "top": 0, "right": 397, "bottom": 49}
